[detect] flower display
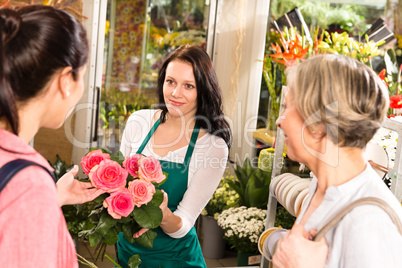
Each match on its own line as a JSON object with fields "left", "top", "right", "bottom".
{"left": 201, "top": 173, "right": 240, "bottom": 219}
{"left": 160, "top": 30, "right": 206, "bottom": 50}
{"left": 270, "top": 29, "right": 309, "bottom": 67}
{"left": 79, "top": 148, "right": 167, "bottom": 267}
{"left": 217, "top": 206, "right": 267, "bottom": 254}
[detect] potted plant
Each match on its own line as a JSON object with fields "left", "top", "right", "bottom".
{"left": 228, "top": 157, "right": 271, "bottom": 209}
{"left": 200, "top": 172, "right": 239, "bottom": 259}
{"left": 217, "top": 206, "right": 266, "bottom": 266}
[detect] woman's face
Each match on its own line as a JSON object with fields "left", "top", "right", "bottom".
{"left": 163, "top": 60, "right": 198, "bottom": 120}
{"left": 276, "top": 89, "right": 317, "bottom": 164}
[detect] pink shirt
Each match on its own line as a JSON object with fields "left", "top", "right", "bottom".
{"left": 0, "top": 129, "right": 78, "bottom": 268}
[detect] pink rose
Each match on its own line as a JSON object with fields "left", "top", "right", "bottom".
{"left": 123, "top": 154, "right": 143, "bottom": 178}
{"left": 128, "top": 179, "right": 155, "bottom": 207}
{"left": 81, "top": 149, "right": 110, "bottom": 175}
{"left": 89, "top": 159, "right": 128, "bottom": 192}
{"left": 138, "top": 156, "right": 166, "bottom": 183}
{"left": 103, "top": 189, "right": 134, "bottom": 219}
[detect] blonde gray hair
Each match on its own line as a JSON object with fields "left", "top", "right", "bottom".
{"left": 286, "top": 54, "right": 389, "bottom": 148}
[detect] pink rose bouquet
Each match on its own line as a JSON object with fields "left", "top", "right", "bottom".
{"left": 78, "top": 148, "right": 167, "bottom": 266}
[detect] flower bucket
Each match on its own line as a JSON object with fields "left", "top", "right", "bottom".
{"left": 237, "top": 251, "right": 261, "bottom": 266}
{"left": 202, "top": 215, "right": 225, "bottom": 259}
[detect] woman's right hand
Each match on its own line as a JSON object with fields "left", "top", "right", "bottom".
{"left": 272, "top": 224, "right": 328, "bottom": 268}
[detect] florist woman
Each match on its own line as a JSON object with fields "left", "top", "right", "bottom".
{"left": 118, "top": 45, "right": 232, "bottom": 267}
{"left": 272, "top": 54, "right": 402, "bottom": 268}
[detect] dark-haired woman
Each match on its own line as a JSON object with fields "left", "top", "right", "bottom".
{"left": 0, "top": 6, "right": 103, "bottom": 267}
{"left": 118, "top": 45, "right": 232, "bottom": 267}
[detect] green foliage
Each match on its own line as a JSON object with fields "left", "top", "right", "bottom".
{"left": 384, "top": 48, "right": 402, "bottom": 96}
{"left": 269, "top": 0, "right": 368, "bottom": 36}
{"left": 275, "top": 204, "right": 296, "bottom": 230}
{"left": 99, "top": 90, "right": 156, "bottom": 130}
{"left": 49, "top": 154, "right": 74, "bottom": 181}
{"left": 228, "top": 158, "right": 271, "bottom": 209}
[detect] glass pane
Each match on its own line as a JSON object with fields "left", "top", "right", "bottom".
{"left": 257, "top": 0, "right": 401, "bottom": 134}
{"left": 98, "top": 0, "right": 210, "bottom": 153}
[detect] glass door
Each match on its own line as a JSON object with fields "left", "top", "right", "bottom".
{"left": 97, "top": 0, "right": 211, "bottom": 153}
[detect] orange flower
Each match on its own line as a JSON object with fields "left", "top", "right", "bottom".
{"left": 270, "top": 33, "right": 309, "bottom": 67}
{"left": 378, "top": 69, "right": 388, "bottom": 87}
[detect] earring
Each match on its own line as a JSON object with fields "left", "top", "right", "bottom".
{"left": 66, "top": 91, "right": 70, "bottom": 97}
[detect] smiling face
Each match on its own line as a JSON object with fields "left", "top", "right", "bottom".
{"left": 276, "top": 89, "right": 318, "bottom": 165}
{"left": 163, "top": 60, "right": 198, "bottom": 120}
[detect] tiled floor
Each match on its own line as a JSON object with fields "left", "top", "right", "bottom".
{"left": 77, "top": 241, "right": 239, "bottom": 268}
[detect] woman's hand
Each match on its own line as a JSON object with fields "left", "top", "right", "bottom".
{"left": 133, "top": 190, "right": 170, "bottom": 238}
{"left": 272, "top": 224, "right": 328, "bottom": 268}
{"left": 56, "top": 165, "right": 105, "bottom": 206}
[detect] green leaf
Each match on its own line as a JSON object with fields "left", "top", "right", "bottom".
{"left": 78, "top": 228, "right": 94, "bottom": 238}
{"left": 122, "top": 224, "right": 135, "bottom": 244}
{"left": 385, "top": 49, "right": 399, "bottom": 84}
{"left": 135, "top": 229, "right": 157, "bottom": 248}
{"left": 127, "top": 254, "right": 141, "bottom": 268}
{"left": 103, "top": 226, "right": 120, "bottom": 245}
{"left": 133, "top": 204, "right": 163, "bottom": 228}
{"left": 88, "top": 230, "right": 103, "bottom": 247}
{"left": 117, "top": 216, "right": 133, "bottom": 224}
{"left": 111, "top": 150, "right": 125, "bottom": 164}
{"left": 96, "top": 210, "right": 117, "bottom": 236}
{"left": 149, "top": 190, "right": 164, "bottom": 206}
{"left": 227, "top": 180, "right": 246, "bottom": 206}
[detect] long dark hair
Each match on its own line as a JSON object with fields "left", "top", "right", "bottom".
{"left": 157, "top": 45, "right": 232, "bottom": 149}
{"left": 0, "top": 5, "right": 89, "bottom": 135}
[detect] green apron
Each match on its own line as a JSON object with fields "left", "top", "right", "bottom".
{"left": 117, "top": 118, "right": 206, "bottom": 268}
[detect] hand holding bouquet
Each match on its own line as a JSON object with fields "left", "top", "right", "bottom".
{"left": 78, "top": 148, "right": 167, "bottom": 266}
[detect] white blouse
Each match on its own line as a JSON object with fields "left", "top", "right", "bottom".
{"left": 120, "top": 109, "right": 229, "bottom": 238}
{"left": 296, "top": 164, "right": 402, "bottom": 267}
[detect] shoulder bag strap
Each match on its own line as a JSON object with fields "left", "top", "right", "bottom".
{"left": 313, "top": 197, "right": 402, "bottom": 241}
{"left": 0, "top": 159, "right": 56, "bottom": 193}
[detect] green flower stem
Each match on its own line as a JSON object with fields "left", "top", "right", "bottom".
{"left": 105, "top": 254, "right": 123, "bottom": 268}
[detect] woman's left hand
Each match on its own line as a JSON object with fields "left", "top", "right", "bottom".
{"left": 272, "top": 224, "right": 328, "bottom": 268}
{"left": 133, "top": 190, "right": 169, "bottom": 238}
{"left": 56, "top": 165, "right": 105, "bottom": 206}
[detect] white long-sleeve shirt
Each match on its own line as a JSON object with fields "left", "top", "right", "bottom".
{"left": 296, "top": 164, "right": 402, "bottom": 267}
{"left": 120, "top": 109, "right": 228, "bottom": 238}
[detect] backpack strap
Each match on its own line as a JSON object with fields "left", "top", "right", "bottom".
{"left": 0, "top": 159, "right": 56, "bottom": 193}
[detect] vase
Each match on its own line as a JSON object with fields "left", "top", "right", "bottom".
{"left": 201, "top": 215, "right": 226, "bottom": 259}
{"left": 237, "top": 251, "right": 261, "bottom": 266}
